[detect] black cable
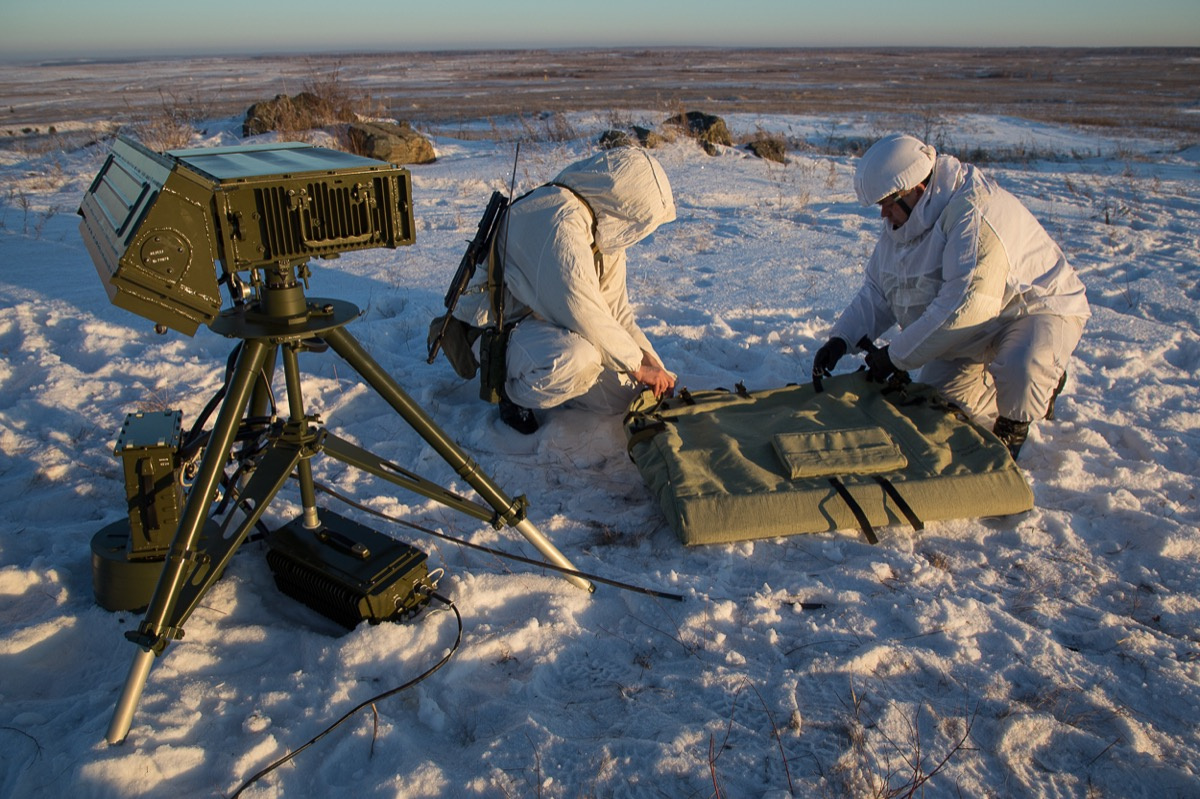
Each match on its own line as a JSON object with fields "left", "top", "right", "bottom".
{"left": 307, "top": 478, "right": 686, "bottom": 602}
{"left": 181, "top": 341, "right": 277, "bottom": 459}
{"left": 182, "top": 343, "right": 242, "bottom": 452}
{"left": 228, "top": 590, "right": 463, "bottom": 798}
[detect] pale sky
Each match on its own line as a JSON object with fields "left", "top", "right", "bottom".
{"left": 1, "top": 0, "right": 1198, "bottom": 60}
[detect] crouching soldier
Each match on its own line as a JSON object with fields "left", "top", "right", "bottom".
{"left": 464, "top": 148, "right": 678, "bottom": 433}
{"left": 812, "top": 134, "right": 1089, "bottom": 458}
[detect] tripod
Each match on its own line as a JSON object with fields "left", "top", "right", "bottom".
{"left": 106, "top": 268, "right": 592, "bottom": 745}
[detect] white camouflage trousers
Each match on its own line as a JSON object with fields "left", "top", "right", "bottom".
{"left": 503, "top": 319, "right": 642, "bottom": 413}
{"left": 917, "top": 314, "right": 1085, "bottom": 425}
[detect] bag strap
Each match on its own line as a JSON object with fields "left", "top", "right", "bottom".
{"left": 625, "top": 420, "right": 668, "bottom": 459}
{"left": 872, "top": 475, "right": 924, "bottom": 531}
{"left": 826, "top": 475, "right": 923, "bottom": 544}
{"left": 828, "top": 477, "right": 879, "bottom": 545}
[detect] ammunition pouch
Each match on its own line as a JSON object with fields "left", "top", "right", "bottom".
{"left": 478, "top": 325, "right": 510, "bottom": 404}
{"left": 428, "top": 313, "right": 481, "bottom": 379}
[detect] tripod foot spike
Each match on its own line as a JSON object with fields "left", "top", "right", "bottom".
{"left": 513, "top": 518, "right": 594, "bottom": 592}
{"left": 107, "top": 647, "right": 155, "bottom": 745}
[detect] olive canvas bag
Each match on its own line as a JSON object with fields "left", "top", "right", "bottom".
{"left": 624, "top": 371, "right": 1034, "bottom": 545}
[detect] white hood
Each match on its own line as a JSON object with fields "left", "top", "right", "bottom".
{"left": 492, "top": 148, "right": 677, "bottom": 375}
{"left": 552, "top": 148, "right": 676, "bottom": 254}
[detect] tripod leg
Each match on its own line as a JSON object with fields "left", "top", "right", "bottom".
{"left": 106, "top": 339, "right": 273, "bottom": 744}
{"left": 280, "top": 342, "right": 321, "bottom": 529}
{"left": 106, "top": 648, "right": 154, "bottom": 745}
{"left": 321, "top": 327, "right": 593, "bottom": 592}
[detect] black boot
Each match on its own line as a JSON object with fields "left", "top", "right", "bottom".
{"left": 499, "top": 396, "right": 539, "bottom": 435}
{"left": 993, "top": 416, "right": 1031, "bottom": 460}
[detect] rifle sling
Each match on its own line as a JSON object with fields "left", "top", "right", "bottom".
{"left": 489, "top": 182, "right": 602, "bottom": 328}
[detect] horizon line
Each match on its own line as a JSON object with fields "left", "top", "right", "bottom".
{"left": 4, "top": 42, "right": 1198, "bottom": 67}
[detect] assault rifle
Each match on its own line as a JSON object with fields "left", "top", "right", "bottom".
{"left": 426, "top": 190, "right": 508, "bottom": 364}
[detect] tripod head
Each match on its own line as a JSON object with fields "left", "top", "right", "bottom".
{"left": 78, "top": 136, "right": 415, "bottom": 335}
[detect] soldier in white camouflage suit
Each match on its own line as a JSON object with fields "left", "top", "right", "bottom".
{"left": 812, "top": 134, "right": 1090, "bottom": 458}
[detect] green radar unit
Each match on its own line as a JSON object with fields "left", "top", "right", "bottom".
{"left": 78, "top": 137, "right": 415, "bottom": 335}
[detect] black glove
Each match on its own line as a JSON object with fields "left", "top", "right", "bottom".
{"left": 864, "top": 344, "right": 899, "bottom": 383}
{"left": 812, "top": 337, "right": 848, "bottom": 386}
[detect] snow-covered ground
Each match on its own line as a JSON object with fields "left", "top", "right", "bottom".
{"left": 2, "top": 107, "right": 1198, "bottom": 798}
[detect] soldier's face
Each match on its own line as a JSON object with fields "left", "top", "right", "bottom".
{"left": 879, "top": 184, "right": 925, "bottom": 228}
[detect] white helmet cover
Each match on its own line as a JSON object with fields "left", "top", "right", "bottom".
{"left": 854, "top": 134, "right": 937, "bottom": 206}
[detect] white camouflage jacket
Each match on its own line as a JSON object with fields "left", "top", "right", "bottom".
{"left": 831, "top": 154, "right": 1089, "bottom": 371}
{"left": 497, "top": 149, "right": 676, "bottom": 373}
